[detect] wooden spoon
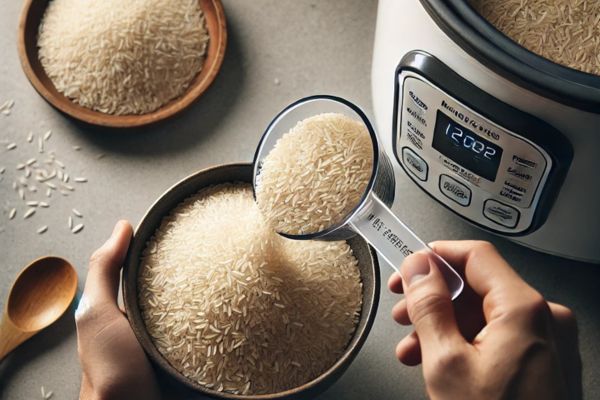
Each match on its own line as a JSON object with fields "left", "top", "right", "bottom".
{"left": 0, "top": 256, "right": 78, "bottom": 361}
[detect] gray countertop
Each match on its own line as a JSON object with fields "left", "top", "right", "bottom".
{"left": 1, "top": 1, "right": 599, "bottom": 399}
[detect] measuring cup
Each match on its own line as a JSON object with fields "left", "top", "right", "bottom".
{"left": 253, "top": 95, "right": 464, "bottom": 300}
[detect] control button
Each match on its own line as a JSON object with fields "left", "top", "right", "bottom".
{"left": 499, "top": 180, "right": 527, "bottom": 204}
{"left": 511, "top": 155, "right": 538, "bottom": 169}
{"left": 405, "top": 120, "right": 426, "bottom": 150}
{"left": 402, "top": 147, "right": 428, "bottom": 181}
{"left": 439, "top": 174, "right": 471, "bottom": 207}
{"left": 408, "top": 90, "right": 429, "bottom": 112}
{"left": 483, "top": 199, "right": 520, "bottom": 229}
{"left": 406, "top": 106, "right": 427, "bottom": 127}
{"left": 506, "top": 166, "right": 533, "bottom": 182}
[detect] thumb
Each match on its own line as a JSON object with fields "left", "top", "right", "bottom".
{"left": 402, "top": 252, "right": 465, "bottom": 359}
{"left": 79, "top": 220, "right": 133, "bottom": 312}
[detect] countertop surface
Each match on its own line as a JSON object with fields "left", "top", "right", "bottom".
{"left": 1, "top": 1, "right": 599, "bottom": 399}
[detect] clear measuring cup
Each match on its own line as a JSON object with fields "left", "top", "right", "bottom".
{"left": 253, "top": 95, "right": 464, "bottom": 300}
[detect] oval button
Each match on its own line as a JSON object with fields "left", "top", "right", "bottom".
{"left": 439, "top": 174, "right": 471, "bottom": 207}
{"left": 402, "top": 147, "right": 428, "bottom": 182}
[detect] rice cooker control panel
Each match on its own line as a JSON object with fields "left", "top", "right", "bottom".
{"left": 393, "top": 56, "right": 562, "bottom": 235}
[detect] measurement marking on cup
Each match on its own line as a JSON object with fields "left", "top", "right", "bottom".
{"left": 367, "top": 214, "right": 413, "bottom": 256}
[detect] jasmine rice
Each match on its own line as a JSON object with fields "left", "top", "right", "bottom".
{"left": 469, "top": 0, "right": 600, "bottom": 76}
{"left": 138, "top": 183, "right": 363, "bottom": 395}
{"left": 255, "top": 113, "right": 374, "bottom": 235}
{"left": 37, "top": 0, "right": 209, "bottom": 115}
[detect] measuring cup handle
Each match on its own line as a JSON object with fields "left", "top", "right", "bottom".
{"left": 349, "top": 192, "right": 464, "bottom": 300}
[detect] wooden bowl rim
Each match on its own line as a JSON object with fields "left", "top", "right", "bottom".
{"left": 123, "top": 163, "right": 381, "bottom": 399}
{"left": 17, "top": 0, "right": 227, "bottom": 128}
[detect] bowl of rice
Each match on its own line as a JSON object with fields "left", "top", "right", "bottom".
{"left": 18, "top": 0, "right": 226, "bottom": 128}
{"left": 122, "top": 163, "right": 380, "bottom": 399}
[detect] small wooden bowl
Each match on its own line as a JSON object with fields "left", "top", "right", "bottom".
{"left": 123, "top": 163, "right": 381, "bottom": 399}
{"left": 17, "top": 0, "right": 227, "bottom": 128}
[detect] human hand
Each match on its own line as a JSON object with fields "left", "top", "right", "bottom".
{"left": 388, "top": 241, "right": 581, "bottom": 400}
{"left": 75, "top": 220, "right": 161, "bottom": 400}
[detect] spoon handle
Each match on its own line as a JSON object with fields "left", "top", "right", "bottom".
{"left": 0, "top": 314, "right": 36, "bottom": 361}
{"left": 349, "top": 192, "right": 464, "bottom": 300}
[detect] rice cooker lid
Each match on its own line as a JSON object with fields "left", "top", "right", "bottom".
{"left": 420, "top": 0, "right": 600, "bottom": 113}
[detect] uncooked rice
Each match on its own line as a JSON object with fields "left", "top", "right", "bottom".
{"left": 72, "top": 223, "right": 84, "bottom": 233}
{"left": 37, "top": 0, "right": 209, "bottom": 115}
{"left": 138, "top": 183, "right": 363, "bottom": 395}
{"left": 255, "top": 113, "right": 374, "bottom": 235}
{"left": 469, "top": 0, "right": 600, "bottom": 76}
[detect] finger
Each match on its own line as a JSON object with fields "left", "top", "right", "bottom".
{"left": 428, "top": 240, "right": 521, "bottom": 293}
{"left": 392, "top": 299, "right": 410, "bottom": 325}
{"left": 451, "top": 283, "right": 486, "bottom": 342}
{"left": 548, "top": 302, "right": 578, "bottom": 334}
{"left": 548, "top": 302, "right": 582, "bottom": 399}
{"left": 83, "top": 220, "right": 133, "bottom": 307}
{"left": 429, "top": 240, "right": 538, "bottom": 321}
{"left": 401, "top": 251, "right": 465, "bottom": 358}
{"left": 388, "top": 271, "right": 404, "bottom": 294}
{"left": 395, "top": 331, "right": 422, "bottom": 366}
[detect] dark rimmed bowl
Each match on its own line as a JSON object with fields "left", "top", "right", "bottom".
{"left": 18, "top": 0, "right": 227, "bottom": 128}
{"left": 123, "top": 163, "right": 380, "bottom": 399}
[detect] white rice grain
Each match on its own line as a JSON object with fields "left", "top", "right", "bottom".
{"left": 38, "top": 0, "right": 210, "bottom": 115}
{"left": 470, "top": 0, "right": 600, "bottom": 75}
{"left": 23, "top": 208, "right": 36, "bottom": 219}
{"left": 138, "top": 183, "right": 363, "bottom": 395}
{"left": 255, "top": 113, "right": 373, "bottom": 235}
{"left": 72, "top": 223, "right": 84, "bottom": 233}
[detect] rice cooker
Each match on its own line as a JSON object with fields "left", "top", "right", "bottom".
{"left": 372, "top": 0, "right": 600, "bottom": 263}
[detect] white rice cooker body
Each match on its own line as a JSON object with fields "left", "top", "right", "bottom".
{"left": 372, "top": 0, "right": 600, "bottom": 263}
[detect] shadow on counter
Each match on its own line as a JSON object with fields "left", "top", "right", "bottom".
{"left": 0, "top": 309, "right": 76, "bottom": 397}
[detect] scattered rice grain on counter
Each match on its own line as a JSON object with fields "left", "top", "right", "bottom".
{"left": 138, "top": 183, "right": 363, "bottom": 395}
{"left": 1, "top": 126, "right": 89, "bottom": 235}
{"left": 255, "top": 113, "right": 374, "bottom": 235}
{"left": 23, "top": 208, "right": 36, "bottom": 219}
{"left": 469, "top": 0, "right": 600, "bottom": 75}
{"left": 0, "top": 99, "right": 14, "bottom": 116}
{"left": 37, "top": 0, "right": 210, "bottom": 115}
{"left": 72, "top": 223, "right": 84, "bottom": 233}
{"left": 40, "top": 385, "right": 53, "bottom": 400}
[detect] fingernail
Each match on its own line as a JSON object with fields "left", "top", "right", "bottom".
{"left": 74, "top": 294, "right": 90, "bottom": 321}
{"left": 103, "top": 221, "right": 123, "bottom": 246}
{"left": 402, "top": 254, "right": 431, "bottom": 287}
{"left": 112, "top": 220, "right": 124, "bottom": 236}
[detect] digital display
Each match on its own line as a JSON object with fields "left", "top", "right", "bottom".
{"left": 432, "top": 111, "right": 503, "bottom": 181}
